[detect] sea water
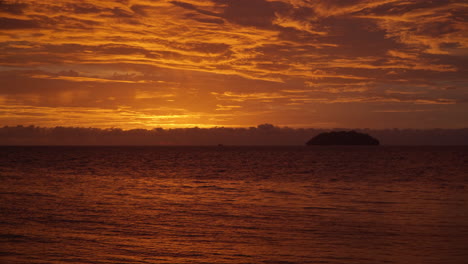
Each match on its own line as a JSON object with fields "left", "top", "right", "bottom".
{"left": 1, "top": 146, "right": 467, "bottom": 263}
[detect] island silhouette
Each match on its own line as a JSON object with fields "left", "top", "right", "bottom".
{"left": 306, "top": 131, "right": 380, "bottom": 146}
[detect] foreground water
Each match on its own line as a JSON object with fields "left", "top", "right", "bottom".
{"left": 1, "top": 146, "right": 467, "bottom": 264}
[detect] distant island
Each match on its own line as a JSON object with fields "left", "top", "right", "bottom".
{"left": 306, "top": 131, "right": 380, "bottom": 146}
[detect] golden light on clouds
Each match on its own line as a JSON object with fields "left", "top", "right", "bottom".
{"left": 1, "top": 0, "right": 467, "bottom": 128}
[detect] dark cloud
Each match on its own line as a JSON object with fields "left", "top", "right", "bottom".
{"left": 171, "top": 1, "right": 219, "bottom": 17}
{"left": 361, "top": 1, "right": 457, "bottom": 16}
{"left": 0, "top": 17, "right": 39, "bottom": 29}
{"left": 256, "top": 63, "right": 290, "bottom": 71}
{"left": 417, "top": 20, "right": 460, "bottom": 38}
{"left": 0, "top": 0, "right": 28, "bottom": 15}
{"left": 56, "top": 70, "right": 80, "bottom": 77}
{"left": 190, "top": 17, "right": 224, "bottom": 25}
{"left": 65, "top": 3, "right": 102, "bottom": 14}
{"left": 217, "top": 0, "right": 286, "bottom": 28}
{"left": 16, "top": 14, "right": 102, "bottom": 30}
{"left": 171, "top": 1, "right": 198, "bottom": 11}
{"left": 321, "top": 17, "right": 400, "bottom": 57}
{"left": 44, "top": 43, "right": 88, "bottom": 53}
{"left": 97, "top": 44, "right": 151, "bottom": 56}
{"left": 109, "top": 7, "right": 133, "bottom": 18}
{"left": 130, "top": 4, "right": 150, "bottom": 16}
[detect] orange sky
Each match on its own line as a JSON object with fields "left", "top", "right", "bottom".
{"left": 0, "top": 0, "right": 467, "bottom": 129}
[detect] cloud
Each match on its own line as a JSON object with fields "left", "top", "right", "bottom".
{"left": 31, "top": 74, "right": 150, "bottom": 84}
{"left": 65, "top": 3, "right": 103, "bottom": 14}
{"left": 0, "top": 0, "right": 28, "bottom": 15}
{"left": 0, "top": 104, "right": 219, "bottom": 128}
{"left": 0, "top": 17, "right": 39, "bottom": 29}
{"left": 215, "top": 104, "right": 242, "bottom": 111}
{"left": 219, "top": 0, "right": 280, "bottom": 28}
{"left": 212, "top": 91, "right": 296, "bottom": 102}
{"left": 134, "top": 90, "right": 175, "bottom": 99}
{"left": 356, "top": 2, "right": 468, "bottom": 55}
{"left": 0, "top": 0, "right": 467, "bottom": 129}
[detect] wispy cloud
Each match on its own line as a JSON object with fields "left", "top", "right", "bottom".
{"left": 0, "top": 0, "right": 467, "bottom": 128}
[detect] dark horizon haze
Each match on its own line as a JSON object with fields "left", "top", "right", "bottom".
{"left": 2, "top": 124, "right": 468, "bottom": 146}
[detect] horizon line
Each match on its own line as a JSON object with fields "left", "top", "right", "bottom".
{"left": 2, "top": 124, "right": 468, "bottom": 131}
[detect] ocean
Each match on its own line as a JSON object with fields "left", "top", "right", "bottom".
{"left": 1, "top": 146, "right": 467, "bottom": 263}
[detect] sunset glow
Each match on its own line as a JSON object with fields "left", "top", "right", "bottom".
{"left": 1, "top": 0, "right": 467, "bottom": 129}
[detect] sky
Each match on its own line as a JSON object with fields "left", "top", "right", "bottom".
{"left": 0, "top": 0, "right": 467, "bottom": 129}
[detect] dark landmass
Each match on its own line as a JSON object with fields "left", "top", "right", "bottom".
{"left": 306, "top": 131, "right": 379, "bottom": 146}
{"left": 1, "top": 124, "right": 468, "bottom": 145}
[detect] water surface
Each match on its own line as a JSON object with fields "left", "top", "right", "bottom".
{"left": 1, "top": 146, "right": 467, "bottom": 263}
